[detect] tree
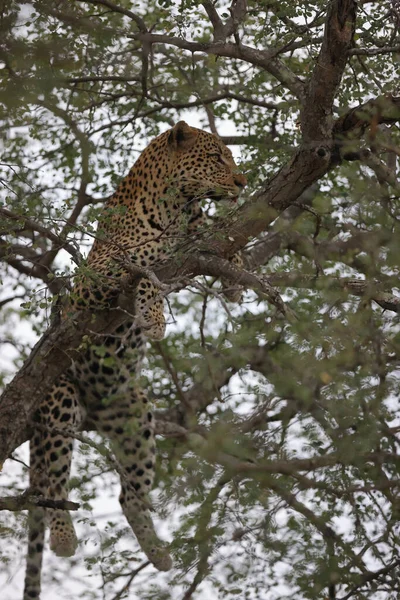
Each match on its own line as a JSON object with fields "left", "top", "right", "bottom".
{"left": 1, "top": 0, "right": 400, "bottom": 598}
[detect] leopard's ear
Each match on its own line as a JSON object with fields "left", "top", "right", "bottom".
{"left": 168, "top": 121, "right": 198, "bottom": 151}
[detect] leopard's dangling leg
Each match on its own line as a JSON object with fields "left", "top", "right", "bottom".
{"left": 24, "top": 435, "right": 49, "bottom": 600}
{"left": 24, "top": 376, "right": 83, "bottom": 598}
{"left": 134, "top": 278, "right": 166, "bottom": 340}
{"left": 37, "top": 375, "right": 83, "bottom": 557}
{"left": 93, "top": 387, "right": 172, "bottom": 571}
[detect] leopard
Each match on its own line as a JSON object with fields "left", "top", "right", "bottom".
{"left": 23, "top": 121, "right": 247, "bottom": 599}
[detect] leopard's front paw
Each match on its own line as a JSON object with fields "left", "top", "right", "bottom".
{"left": 135, "top": 278, "right": 166, "bottom": 340}
{"left": 221, "top": 252, "right": 244, "bottom": 303}
{"left": 222, "top": 286, "right": 243, "bottom": 303}
{"left": 141, "top": 310, "right": 166, "bottom": 340}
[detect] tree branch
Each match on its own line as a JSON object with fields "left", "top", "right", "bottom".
{"left": 129, "top": 33, "right": 306, "bottom": 100}
{"left": 0, "top": 207, "right": 82, "bottom": 264}
{"left": 79, "top": 0, "right": 147, "bottom": 32}
{"left": 267, "top": 273, "right": 400, "bottom": 314}
{"left": 301, "top": 0, "right": 358, "bottom": 142}
{"left": 210, "top": 94, "right": 400, "bottom": 258}
{"left": 201, "top": 1, "right": 225, "bottom": 41}
{"left": 0, "top": 492, "right": 79, "bottom": 512}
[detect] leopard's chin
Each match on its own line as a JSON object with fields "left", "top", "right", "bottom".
{"left": 207, "top": 191, "right": 239, "bottom": 203}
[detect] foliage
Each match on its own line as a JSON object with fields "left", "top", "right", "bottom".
{"left": 1, "top": 1, "right": 400, "bottom": 599}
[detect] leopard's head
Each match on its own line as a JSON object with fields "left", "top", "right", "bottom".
{"left": 166, "top": 121, "right": 247, "bottom": 203}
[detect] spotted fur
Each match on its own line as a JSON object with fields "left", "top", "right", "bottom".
{"left": 24, "top": 122, "right": 247, "bottom": 599}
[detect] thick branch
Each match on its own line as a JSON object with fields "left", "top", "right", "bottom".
{"left": 334, "top": 95, "right": 400, "bottom": 140}
{"left": 209, "top": 95, "right": 400, "bottom": 258}
{"left": 301, "top": 0, "right": 357, "bottom": 141}
{"left": 0, "top": 492, "right": 79, "bottom": 512}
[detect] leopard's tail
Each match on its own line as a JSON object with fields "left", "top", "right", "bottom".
{"left": 23, "top": 505, "right": 45, "bottom": 600}
{"left": 23, "top": 435, "right": 47, "bottom": 600}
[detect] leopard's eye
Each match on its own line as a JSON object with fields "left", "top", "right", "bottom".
{"left": 208, "top": 152, "right": 229, "bottom": 165}
{"left": 218, "top": 154, "right": 230, "bottom": 166}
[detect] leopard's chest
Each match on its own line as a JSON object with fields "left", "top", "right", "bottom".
{"left": 116, "top": 204, "right": 187, "bottom": 265}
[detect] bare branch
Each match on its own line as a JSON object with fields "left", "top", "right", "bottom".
{"left": 267, "top": 272, "right": 400, "bottom": 314}
{"left": 225, "top": 0, "right": 248, "bottom": 37}
{"left": 337, "top": 559, "right": 400, "bottom": 600}
{"left": 129, "top": 33, "right": 306, "bottom": 100}
{"left": 78, "top": 0, "right": 147, "bottom": 32}
{"left": 0, "top": 207, "right": 82, "bottom": 264}
{"left": 351, "top": 44, "right": 400, "bottom": 55}
{"left": 0, "top": 492, "right": 79, "bottom": 512}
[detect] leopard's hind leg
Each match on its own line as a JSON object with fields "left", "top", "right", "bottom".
{"left": 92, "top": 387, "right": 172, "bottom": 571}
{"left": 24, "top": 375, "right": 82, "bottom": 599}
{"left": 33, "top": 374, "right": 83, "bottom": 557}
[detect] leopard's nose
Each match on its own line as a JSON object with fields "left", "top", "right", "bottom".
{"left": 234, "top": 173, "right": 247, "bottom": 189}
